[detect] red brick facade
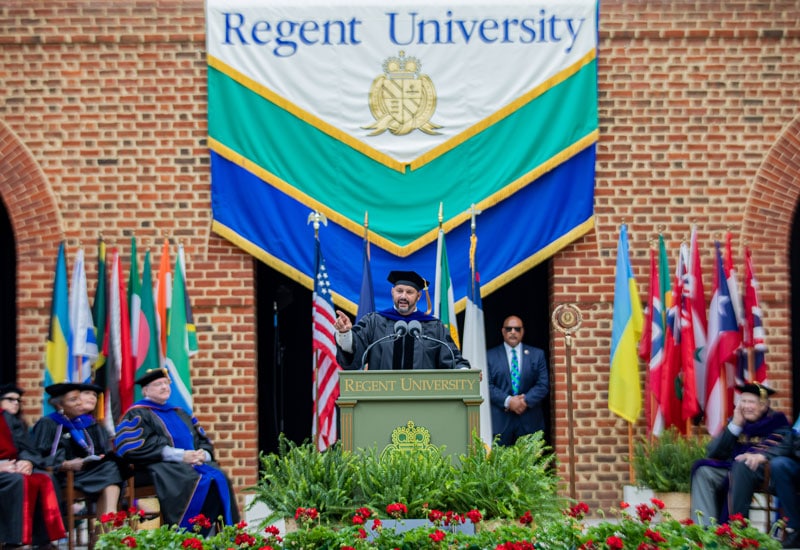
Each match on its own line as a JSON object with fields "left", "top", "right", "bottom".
{"left": 1, "top": 1, "right": 799, "bottom": 511}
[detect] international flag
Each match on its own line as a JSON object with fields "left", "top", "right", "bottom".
{"left": 106, "top": 248, "right": 134, "bottom": 425}
{"left": 705, "top": 242, "right": 741, "bottom": 436}
{"left": 461, "top": 230, "right": 491, "bottom": 448}
{"left": 128, "top": 237, "right": 143, "bottom": 371}
{"left": 739, "top": 247, "right": 768, "bottom": 384}
{"left": 688, "top": 225, "right": 708, "bottom": 410}
{"left": 725, "top": 231, "right": 744, "bottom": 326}
{"left": 155, "top": 238, "right": 171, "bottom": 367}
{"left": 659, "top": 251, "right": 684, "bottom": 432}
{"left": 677, "top": 243, "right": 699, "bottom": 422}
{"left": 608, "top": 224, "right": 643, "bottom": 423}
{"left": 165, "top": 251, "right": 194, "bottom": 414}
{"left": 641, "top": 245, "right": 665, "bottom": 435}
{"left": 434, "top": 226, "right": 460, "bottom": 348}
{"left": 311, "top": 237, "right": 341, "bottom": 451}
{"left": 92, "top": 238, "right": 109, "bottom": 426}
{"left": 44, "top": 242, "right": 72, "bottom": 414}
{"left": 133, "top": 250, "right": 160, "bottom": 402}
{"left": 69, "top": 248, "right": 98, "bottom": 383}
{"left": 355, "top": 217, "right": 375, "bottom": 323}
{"left": 178, "top": 244, "right": 199, "bottom": 356}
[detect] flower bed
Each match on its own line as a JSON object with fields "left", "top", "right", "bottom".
{"left": 95, "top": 498, "right": 782, "bottom": 549}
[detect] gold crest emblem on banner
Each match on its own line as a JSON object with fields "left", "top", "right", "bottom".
{"left": 363, "top": 51, "right": 442, "bottom": 136}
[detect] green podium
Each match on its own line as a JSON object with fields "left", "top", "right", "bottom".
{"left": 336, "top": 369, "right": 483, "bottom": 458}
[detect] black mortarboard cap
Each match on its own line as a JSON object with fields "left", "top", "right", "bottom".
{"left": 0, "top": 383, "right": 24, "bottom": 399}
{"left": 45, "top": 382, "right": 82, "bottom": 398}
{"left": 79, "top": 383, "right": 103, "bottom": 395}
{"left": 387, "top": 270, "right": 428, "bottom": 291}
{"left": 135, "top": 367, "right": 170, "bottom": 387}
{"left": 736, "top": 382, "right": 776, "bottom": 400}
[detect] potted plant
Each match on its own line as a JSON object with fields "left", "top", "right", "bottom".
{"left": 631, "top": 427, "right": 709, "bottom": 519}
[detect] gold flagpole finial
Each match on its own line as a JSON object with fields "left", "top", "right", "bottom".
{"left": 469, "top": 203, "right": 482, "bottom": 235}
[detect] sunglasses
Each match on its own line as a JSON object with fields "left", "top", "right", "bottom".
{"left": 503, "top": 326, "right": 523, "bottom": 332}
{"left": 1, "top": 397, "right": 21, "bottom": 403}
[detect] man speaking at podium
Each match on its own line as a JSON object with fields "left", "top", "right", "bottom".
{"left": 334, "top": 270, "right": 470, "bottom": 370}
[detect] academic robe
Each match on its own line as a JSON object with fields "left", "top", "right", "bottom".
{"left": 30, "top": 413, "right": 124, "bottom": 495}
{"left": 0, "top": 411, "right": 66, "bottom": 546}
{"left": 114, "top": 401, "right": 240, "bottom": 528}
{"left": 337, "top": 310, "right": 470, "bottom": 370}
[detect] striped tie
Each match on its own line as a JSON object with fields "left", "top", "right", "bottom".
{"left": 510, "top": 348, "right": 520, "bottom": 394}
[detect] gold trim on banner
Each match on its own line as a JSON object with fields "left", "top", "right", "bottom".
{"left": 211, "top": 220, "right": 359, "bottom": 315}
{"left": 208, "top": 51, "right": 596, "bottom": 173}
{"left": 410, "top": 49, "right": 597, "bottom": 170}
{"left": 208, "top": 130, "right": 598, "bottom": 258}
{"left": 453, "top": 216, "right": 595, "bottom": 313}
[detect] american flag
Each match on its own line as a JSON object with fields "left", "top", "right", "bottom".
{"left": 311, "top": 238, "right": 341, "bottom": 451}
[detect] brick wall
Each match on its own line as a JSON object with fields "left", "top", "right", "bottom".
{"left": 1, "top": 0, "right": 799, "bottom": 513}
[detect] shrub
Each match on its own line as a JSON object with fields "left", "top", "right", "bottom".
{"left": 631, "top": 427, "right": 708, "bottom": 493}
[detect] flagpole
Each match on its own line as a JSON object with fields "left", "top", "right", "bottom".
{"left": 308, "top": 210, "right": 328, "bottom": 451}
{"left": 552, "top": 304, "right": 582, "bottom": 499}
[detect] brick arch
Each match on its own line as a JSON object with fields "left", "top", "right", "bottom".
{"left": 741, "top": 114, "right": 800, "bottom": 402}
{"left": 0, "top": 120, "right": 64, "bottom": 393}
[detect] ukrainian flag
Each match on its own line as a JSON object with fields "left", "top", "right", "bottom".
{"left": 44, "top": 242, "right": 73, "bottom": 411}
{"left": 609, "top": 225, "right": 644, "bottom": 423}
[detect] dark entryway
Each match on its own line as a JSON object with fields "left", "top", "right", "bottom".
{"left": 0, "top": 198, "right": 16, "bottom": 385}
{"left": 255, "top": 259, "right": 552, "bottom": 455}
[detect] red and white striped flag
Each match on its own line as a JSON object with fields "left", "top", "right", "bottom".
{"left": 705, "top": 242, "right": 741, "bottom": 436}
{"left": 311, "top": 237, "right": 341, "bottom": 451}
{"left": 688, "top": 226, "right": 708, "bottom": 410}
{"left": 740, "top": 247, "right": 768, "bottom": 384}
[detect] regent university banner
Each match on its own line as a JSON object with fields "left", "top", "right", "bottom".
{"left": 207, "top": 0, "right": 598, "bottom": 313}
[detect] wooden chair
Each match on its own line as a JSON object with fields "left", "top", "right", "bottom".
{"left": 64, "top": 469, "right": 97, "bottom": 550}
{"left": 750, "top": 462, "right": 777, "bottom": 532}
{"left": 125, "top": 467, "right": 162, "bottom": 528}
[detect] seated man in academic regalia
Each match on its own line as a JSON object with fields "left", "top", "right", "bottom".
{"left": 334, "top": 270, "right": 471, "bottom": 370}
{"left": 114, "top": 368, "right": 239, "bottom": 530}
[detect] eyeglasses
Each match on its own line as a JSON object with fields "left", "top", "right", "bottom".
{"left": 1, "top": 397, "right": 21, "bottom": 403}
{"left": 503, "top": 326, "right": 523, "bottom": 332}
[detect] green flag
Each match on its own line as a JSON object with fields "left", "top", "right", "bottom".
{"left": 166, "top": 253, "right": 193, "bottom": 414}
{"left": 133, "top": 250, "right": 161, "bottom": 401}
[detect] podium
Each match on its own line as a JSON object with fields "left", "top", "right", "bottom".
{"left": 336, "top": 369, "right": 483, "bottom": 458}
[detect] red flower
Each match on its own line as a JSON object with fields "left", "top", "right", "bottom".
{"left": 568, "top": 502, "right": 590, "bottom": 518}
{"left": 182, "top": 538, "right": 203, "bottom": 549}
{"left": 237, "top": 520, "right": 248, "bottom": 529}
{"left": 680, "top": 518, "right": 695, "bottom": 526}
{"left": 264, "top": 525, "right": 280, "bottom": 536}
{"left": 644, "top": 528, "right": 665, "bottom": 542}
{"left": 429, "top": 529, "right": 446, "bottom": 543}
{"left": 578, "top": 541, "right": 596, "bottom": 550}
{"left": 258, "top": 547, "right": 274, "bottom": 550}
{"left": 636, "top": 544, "right": 658, "bottom": 550}
{"left": 606, "top": 536, "right": 624, "bottom": 550}
{"left": 635, "top": 503, "right": 656, "bottom": 523}
{"left": 619, "top": 501, "right": 630, "bottom": 509}
{"left": 114, "top": 510, "right": 128, "bottom": 527}
{"left": 121, "top": 536, "right": 137, "bottom": 548}
{"left": 371, "top": 518, "right": 382, "bottom": 530}
{"left": 352, "top": 514, "right": 365, "bottom": 525}
{"left": 235, "top": 533, "right": 256, "bottom": 546}
{"left": 444, "top": 511, "right": 463, "bottom": 526}
{"left": 519, "top": 510, "right": 533, "bottom": 525}
{"left": 650, "top": 498, "right": 665, "bottom": 510}
{"left": 356, "top": 507, "right": 371, "bottom": 518}
{"left": 428, "top": 509, "right": 444, "bottom": 523}
{"left": 716, "top": 524, "right": 733, "bottom": 537}
{"left": 342, "top": 547, "right": 356, "bottom": 550}
{"left": 386, "top": 502, "right": 408, "bottom": 518}
{"left": 100, "top": 512, "right": 116, "bottom": 524}
{"left": 357, "top": 527, "right": 367, "bottom": 539}
{"left": 189, "top": 514, "right": 212, "bottom": 529}
{"left": 729, "top": 513, "right": 747, "bottom": 528}
{"left": 466, "top": 509, "right": 483, "bottom": 524}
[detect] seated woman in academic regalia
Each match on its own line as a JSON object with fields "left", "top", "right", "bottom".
{"left": 0, "top": 383, "right": 66, "bottom": 548}
{"left": 31, "top": 382, "right": 124, "bottom": 517}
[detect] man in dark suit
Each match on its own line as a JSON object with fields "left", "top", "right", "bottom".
{"left": 487, "top": 315, "right": 549, "bottom": 446}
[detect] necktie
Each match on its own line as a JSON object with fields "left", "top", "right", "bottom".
{"left": 510, "top": 348, "right": 520, "bottom": 394}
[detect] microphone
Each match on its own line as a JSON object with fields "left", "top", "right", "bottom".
{"left": 359, "top": 321, "right": 408, "bottom": 369}
{"left": 408, "top": 320, "right": 456, "bottom": 369}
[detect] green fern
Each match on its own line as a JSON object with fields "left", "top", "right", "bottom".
{"left": 632, "top": 427, "right": 708, "bottom": 493}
